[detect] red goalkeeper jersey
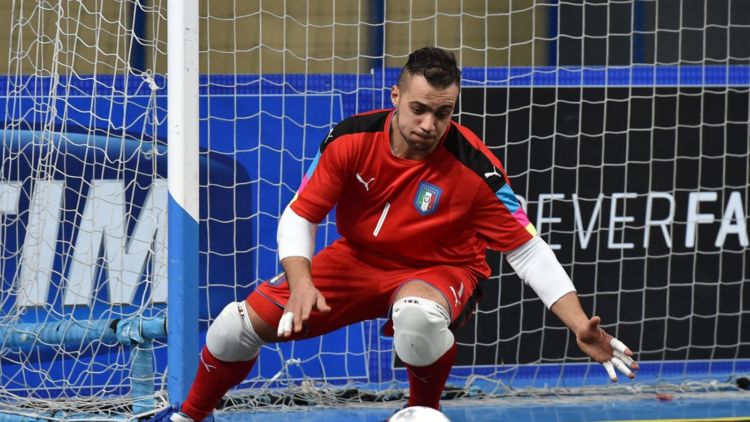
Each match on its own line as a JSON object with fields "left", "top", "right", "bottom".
{"left": 289, "top": 109, "right": 536, "bottom": 279}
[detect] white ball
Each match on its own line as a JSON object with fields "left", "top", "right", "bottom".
{"left": 388, "top": 406, "right": 451, "bottom": 422}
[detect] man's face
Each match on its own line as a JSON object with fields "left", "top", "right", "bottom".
{"left": 390, "top": 74, "right": 459, "bottom": 159}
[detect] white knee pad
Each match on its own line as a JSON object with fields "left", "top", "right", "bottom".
{"left": 392, "top": 297, "right": 454, "bottom": 367}
{"left": 205, "top": 301, "right": 266, "bottom": 362}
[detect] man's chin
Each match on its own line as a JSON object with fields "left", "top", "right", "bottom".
{"left": 407, "top": 139, "right": 437, "bottom": 150}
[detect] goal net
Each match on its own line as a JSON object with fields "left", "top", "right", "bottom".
{"left": 1, "top": 1, "right": 169, "bottom": 420}
{"left": 1, "top": 0, "right": 749, "bottom": 419}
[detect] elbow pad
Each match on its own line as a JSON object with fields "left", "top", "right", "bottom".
{"left": 277, "top": 204, "right": 317, "bottom": 261}
{"left": 505, "top": 236, "right": 576, "bottom": 309}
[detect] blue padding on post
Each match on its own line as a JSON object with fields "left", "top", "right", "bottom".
{"left": 167, "top": 195, "right": 199, "bottom": 404}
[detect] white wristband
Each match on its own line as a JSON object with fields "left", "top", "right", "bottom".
{"left": 505, "top": 236, "right": 576, "bottom": 309}
{"left": 277, "top": 204, "right": 317, "bottom": 261}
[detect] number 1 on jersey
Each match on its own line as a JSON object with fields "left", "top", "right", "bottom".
{"left": 373, "top": 202, "right": 391, "bottom": 237}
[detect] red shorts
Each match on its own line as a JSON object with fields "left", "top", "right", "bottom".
{"left": 247, "top": 240, "right": 481, "bottom": 340}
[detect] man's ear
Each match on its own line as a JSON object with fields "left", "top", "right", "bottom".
{"left": 390, "top": 85, "right": 399, "bottom": 107}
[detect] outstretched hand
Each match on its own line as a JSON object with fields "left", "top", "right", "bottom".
{"left": 277, "top": 284, "right": 331, "bottom": 338}
{"left": 576, "top": 316, "right": 639, "bottom": 381}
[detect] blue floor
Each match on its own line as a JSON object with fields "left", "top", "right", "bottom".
{"left": 214, "top": 393, "right": 750, "bottom": 422}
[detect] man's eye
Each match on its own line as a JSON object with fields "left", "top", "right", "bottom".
{"left": 412, "top": 106, "right": 425, "bottom": 114}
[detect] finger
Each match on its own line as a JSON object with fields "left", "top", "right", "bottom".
{"left": 588, "top": 315, "right": 602, "bottom": 330}
{"left": 612, "top": 356, "right": 635, "bottom": 379}
{"left": 298, "top": 296, "right": 320, "bottom": 332}
{"left": 316, "top": 294, "right": 331, "bottom": 313}
{"left": 602, "top": 360, "right": 617, "bottom": 382}
{"left": 277, "top": 312, "right": 294, "bottom": 337}
{"left": 294, "top": 307, "right": 306, "bottom": 333}
{"left": 610, "top": 338, "right": 632, "bottom": 355}
{"left": 579, "top": 316, "right": 603, "bottom": 342}
{"left": 614, "top": 349, "right": 634, "bottom": 368}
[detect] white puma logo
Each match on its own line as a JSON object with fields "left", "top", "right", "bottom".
{"left": 449, "top": 283, "right": 464, "bottom": 306}
{"left": 484, "top": 168, "right": 502, "bottom": 180}
{"left": 355, "top": 173, "right": 375, "bottom": 191}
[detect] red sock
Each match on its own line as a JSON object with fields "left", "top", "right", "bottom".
{"left": 181, "top": 347, "right": 257, "bottom": 421}
{"left": 405, "top": 342, "right": 457, "bottom": 409}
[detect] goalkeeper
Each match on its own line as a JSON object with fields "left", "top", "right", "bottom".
{"left": 156, "top": 46, "right": 639, "bottom": 422}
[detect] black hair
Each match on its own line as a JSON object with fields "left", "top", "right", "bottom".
{"left": 397, "top": 47, "right": 461, "bottom": 90}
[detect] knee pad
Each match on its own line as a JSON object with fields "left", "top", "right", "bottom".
{"left": 392, "top": 296, "right": 454, "bottom": 367}
{"left": 205, "top": 301, "right": 266, "bottom": 362}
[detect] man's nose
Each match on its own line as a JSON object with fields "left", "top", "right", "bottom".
{"left": 420, "top": 114, "right": 436, "bottom": 133}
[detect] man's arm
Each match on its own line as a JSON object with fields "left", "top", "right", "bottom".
{"left": 550, "top": 291, "right": 638, "bottom": 380}
{"left": 547, "top": 290, "right": 588, "bottom": 333}
{"left": 276, "top": 205, "right": 330, "bottom": 338}
{"left": 506, "top": 236, "right": 639, "bottom": 381}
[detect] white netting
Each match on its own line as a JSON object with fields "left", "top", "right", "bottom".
{"left": 1, "top": 1, "right": 749, "bottom": 420}
{"left": 1, "top": 1, "right": 169, "bottom": 420}
{"left": 205, "top": 0, "right": 750, "bottom": 411}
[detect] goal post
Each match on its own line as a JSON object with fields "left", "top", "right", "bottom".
{"left": 166, "top": 0, "right": 200, "bottom": 406}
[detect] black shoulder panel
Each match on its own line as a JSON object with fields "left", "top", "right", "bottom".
{"left": 443, "top": 124, "right": 507, "bottom": 193}
{"left": 320, "top": 110, "right": 391, "bottom": 152}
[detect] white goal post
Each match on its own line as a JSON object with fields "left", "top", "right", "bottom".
{"left": 0, "top": 1, "right": 748, "bottom": 420}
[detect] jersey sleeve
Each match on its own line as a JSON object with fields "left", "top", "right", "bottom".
{"left": 471, "top": 160, "right": 537, "bottom": 252}
{"left": 289, "top": 129, "right": 353, "bottom": 224}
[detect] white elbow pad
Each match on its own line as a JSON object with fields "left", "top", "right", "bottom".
{"left": 505, "top": 236, "right": 576, "bottom": 309}
{"left": 277, "top": 204, "right": 317, "bottom": 261}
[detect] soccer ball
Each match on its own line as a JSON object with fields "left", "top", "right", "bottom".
{"left": 388, "top": 406, "right": 451, "bottom": 422}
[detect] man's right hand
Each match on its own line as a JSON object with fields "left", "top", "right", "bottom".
{"left": 277, "top": 284, "right": 331, "bottom": 338}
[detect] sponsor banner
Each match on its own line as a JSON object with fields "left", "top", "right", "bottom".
{"left": 452, "top": 87, "right": 750, "bottom": 364}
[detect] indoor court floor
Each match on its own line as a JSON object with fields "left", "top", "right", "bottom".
{"left": 214, "top": 392, "right": 750, "bottom": 422}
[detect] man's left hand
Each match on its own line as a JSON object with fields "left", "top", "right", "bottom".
{"left": 576, "top": 316, "right": 639, "bottom": 382}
